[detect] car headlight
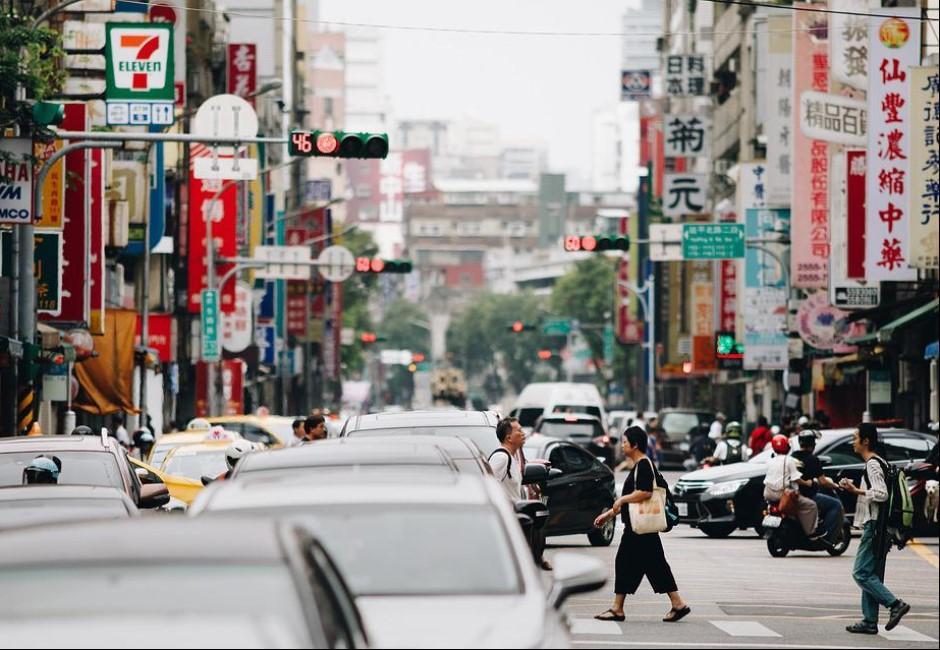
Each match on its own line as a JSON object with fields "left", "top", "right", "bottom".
{"left": 704, "top": 479, "right": 749, "bottom": 498}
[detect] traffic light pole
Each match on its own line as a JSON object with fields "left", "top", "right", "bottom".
{"left": 618, "top": 275, "right": 656, "bottom": 414}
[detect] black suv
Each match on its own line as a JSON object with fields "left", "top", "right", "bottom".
{"left": 657, "top": 408, "right": 714, "bottom": 469}
{"left": 0, "top": 434, "right": 169, "bottom": 509}
{"left": 673, "top": 428, "right": 935, "bottom": 538}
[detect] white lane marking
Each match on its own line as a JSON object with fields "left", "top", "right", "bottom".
{"left": 570, "top": 618, "right": 623, "bottom": 636}
{"left": 574, "top": 642, "right": 890, "bottom": 649}
{"left": 878, "top": 624, "right": 937, "bottom": 643}
{"left": 710, "top": 621, "right": 782, "bottom": 637}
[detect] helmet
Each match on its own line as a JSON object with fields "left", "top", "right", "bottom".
{"left": 798, "top": 429, "right": 820, "bottom": 447}
{"left": 725, "top": 421, "right": 743, "bottom": 439}
{"left": 70, "top": 425, "right": 94, "bottom": 436}
{"left": 797, "top": 415, "right": 810, "bottom": 427}
{"left": 186, "top": 418, "right": 211, "bottom": 431}
{"left": 23, "top": 455, "right": 60, "bottom": 484}
{"left": 771, "top": 434, "right": 790, "bottom": 455}
{"left": 224, "top": 439, "right": 253, "bottom": 470}
{"left": 770, "top": 425, "right": 781, "bottom": 435}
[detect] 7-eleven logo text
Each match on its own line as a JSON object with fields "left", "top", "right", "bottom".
{"left": 111, "top": 27, "right": 170, "bottom": 93}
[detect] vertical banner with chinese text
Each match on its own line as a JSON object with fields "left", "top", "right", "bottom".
{"left": 909, "top": 66, "right": 939, "bottom": 270}
{"left": 865, "top": 8, "right": 920, "bottom": 281}
{"left": 766, "top": 14, "right": 793, "bottom": 206}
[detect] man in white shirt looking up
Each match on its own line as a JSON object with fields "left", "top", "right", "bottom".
{"left": 489, "top": 417, "right": 525, "bottom": 502}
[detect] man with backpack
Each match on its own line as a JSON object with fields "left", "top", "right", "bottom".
{"left": 838, "top": 423, "right": 910, "bottom": 635}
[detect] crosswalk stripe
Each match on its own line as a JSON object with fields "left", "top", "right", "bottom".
{"left": 709, "top": 620, "right": 782, "bottom": 637}
{"left": 878, "top": 624, "right": 937, "bottom": 643}
{"left": 570, "top": 618, "right": 623, "bottom": 636}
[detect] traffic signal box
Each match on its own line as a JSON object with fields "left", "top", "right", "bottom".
{"left": 355, "top": 257, "right": 413, "bottom": 274}
{"left": 508, "top": 321, "right": 536, "bottom": 333}
{"left": 563, "top": 234, "right": 629, "bottom": 252}
{"left": 289, "top": 130, "right": 389, "bottom": 159}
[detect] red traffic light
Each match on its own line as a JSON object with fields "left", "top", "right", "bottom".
{"left": 356, "top": 257, "right": 372, "bottom": 272}
{"left": 316, "top": 131, "right": 339, "bottom": 155}
{"left": 360, "top": 332, "right": 377, "bottom": 343}
{"left": 537, "top": 350, "right": 552, "bottom": 360}
{"left": 562, "top": 234, "right": 629, "bottom": 252}
{"left": 412, "top": 352, "right": 426, "bottom": 363}
{"left": 581, "top": 235, "right": 597, "bottom": 252}
{"left": 370, "top": 258, "right": 386, "bottom": 273}
{"left": 511, "top": 321, "right": 524, "bottom": 333}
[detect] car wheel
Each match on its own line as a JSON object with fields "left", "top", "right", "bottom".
{"left": 699, "top": 523, "right": 737, "bottom": 538}
{"left": 767, "top": 536, "right": 789, "bottom": 557}
{"left": 826, "top": 523, "right": 853, "bottom": 557}
{"left": 588, "top": 515, "right": 615, "bottom": 546}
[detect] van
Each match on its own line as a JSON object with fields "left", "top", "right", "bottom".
{"left": 509, "top": 382, "right": 608, "bottom": 431}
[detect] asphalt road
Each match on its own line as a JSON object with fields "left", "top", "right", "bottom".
{"left": 549, "top": 470, "right": 940, "bottom": 650}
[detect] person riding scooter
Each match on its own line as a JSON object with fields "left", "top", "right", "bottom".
{"left": 703, "top": 421, "right": 745, "bottom": 466}
{"left": 791, "top": 429, "right": 844, "bottom": 541}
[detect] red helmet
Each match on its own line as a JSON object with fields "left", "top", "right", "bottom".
{"left": 771, "top": 434, "right": 790, "bottom": 454}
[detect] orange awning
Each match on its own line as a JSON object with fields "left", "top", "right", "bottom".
{"left": 74, "top": 309, "right": 140, "bottom": 416}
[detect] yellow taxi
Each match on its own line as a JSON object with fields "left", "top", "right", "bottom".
{"left": 126, "top": 455, "right": 192, "bottom": 509}
{"left": 147, "top": 427, "right": 242, "bottom": 467}
{"left": 206, "top": 415, "right": 294, "bottom": 449}
{"left": 156, "top": 441, "right": 233, "bottom": 505}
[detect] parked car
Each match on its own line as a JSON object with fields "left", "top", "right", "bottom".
{"left": 509, "top": 382, "right": 607, "bottom": 432}
{"left": 523, "top": 434, "right": 617, "bottom": 546}
{"left": 191, "top": 471, "right": 606, "bottom": 648}
{"left": 532, "top": 412, "right": 617, "bottom": 467}
{"left": 673, "top": 428, "right": 936, "bottom": 538}
{"left": 0, "top": 434, "right": 168, "bottom": 510}
{"left": 0, "top": 485, "right": 138, "bottom": 531}
{"left": 657, "top": 408, "right": 714, "bottom": 469}
{"left": 0, "top": 517, "right": 368, "bottom": 647}
{"left": 340, "top": 409, "right": 500, "bottom": 454}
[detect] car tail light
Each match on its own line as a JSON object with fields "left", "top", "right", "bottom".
{"left": 768, "top": 503, "right": 780, "bottom": 515}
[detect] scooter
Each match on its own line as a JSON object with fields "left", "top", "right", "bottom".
{"left": 762, "top": 501, "right": 852, "bottom": 558}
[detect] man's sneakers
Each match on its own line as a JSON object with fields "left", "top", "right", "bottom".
{"left": 845, "top": 621, "right": 878, "bottom": 635}
{"left": 845, "top": 601, "right": 910, "bottom": 636}
{"left": 886, "top": 600, "right": 911, "bottom": 631}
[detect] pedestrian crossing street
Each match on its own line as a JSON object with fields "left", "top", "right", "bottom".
{"left": 569, "top": 617, "right": 938, "bottom": 647}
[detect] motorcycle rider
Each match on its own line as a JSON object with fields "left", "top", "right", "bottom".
{"left": 791, "top": 429, "right": 844, "bottom": 541}
{"left": 22, "top": 455, "right": 61, "bottom": 484}
{"left": 704, "top": 421, "right": 745, "bottom": 466}
{"left": 763, "top": 434, "right": 820, "bottom": 538}
{"left": 202, "top": 439, "right": 254, "bottom": 484}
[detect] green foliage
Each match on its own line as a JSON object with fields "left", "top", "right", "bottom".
{"left": 379, "top": 299, "right": 430, "bottom": 405}
{"left": 0, "top": 14, "right": 64, "bottom": 137}
{"left": 334, "top": 226, "right": 379, "bottom": 375}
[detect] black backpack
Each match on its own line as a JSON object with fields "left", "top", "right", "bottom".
{"left": 865, "top": 456, "right": 914, "bottom": 549}
{"left": 488, "top": 448, "right": 514, "bottom": 480}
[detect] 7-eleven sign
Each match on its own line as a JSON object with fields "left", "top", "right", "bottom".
{"left": 105, "top": 23, "right": 174, "bottom": 101}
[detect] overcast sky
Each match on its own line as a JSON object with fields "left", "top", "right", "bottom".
{"left": 317, "top": 0, "right": 640, "bottom": 186}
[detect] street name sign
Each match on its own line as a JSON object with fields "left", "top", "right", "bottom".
{"left": 682, "top": 223, "right": 745, "bottom": 260}
{"left": 254, "top": 246, "right": 312, "bottom": 280}
{"left": 201, "top": 288, "right": 220, "bottom": 361}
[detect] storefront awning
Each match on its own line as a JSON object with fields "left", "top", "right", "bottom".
{"left": 846, "top": 298, "right": 939, "bottom": 345}
{"left": 927, "top": 341, "right": 939, "bottom": 360}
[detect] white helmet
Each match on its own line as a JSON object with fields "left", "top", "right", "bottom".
{"left": 186, "top": 418, "right": 211, "bottom": 430}
{"left": 225, "top": 439, "right": 253, "bottom": 470}
{"left": 797, "top": 415, "right": 810, "bottom": 427}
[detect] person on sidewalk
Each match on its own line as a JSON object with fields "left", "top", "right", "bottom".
{"left": 593, "top": 426, "right": 690, "bottom": 624}
{"left": 839, "top": 423, "right": 910, "bottom": 635}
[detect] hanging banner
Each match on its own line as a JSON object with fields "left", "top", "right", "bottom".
{"left": 89, "top": 149, "right": 106, "bottom": 334}
{"left": 221, "top": 281, "right": 252, "bottom": 353}
{"left": 663, "top": 174, "right": 708, "bottom": 218}
{"left": 791, "top": 6, "right": 830, "bottom": 289}
{"left": 33, "top": 141, "right": 65, "bottom": 229}
{"left": 615, "top": 215, "right": 642, "bottom": 344}
{"left": 799, "top": 90, "right": 867, "bottom": 146}
{"left": 187, "top": 146, "right": 237, "bottom": 313}
{"left": 664, "top": 115, "right": 709, "bottom": 159}
{"left": 830, "top": 0, "right": 869, "bottom": 91}
{"left": 691, "top": 261, "right": 715, "bottom": 373}
{"left": 846, "top": 150, "right": 867, "bottom": 279}
{"left": 135, "top": 312, "right": 175, "bottom": 362}
{"left": 718, "top": 207, "right": 738, "bottom": 334}
{"left": 221, "top": 359, "right": 244, "bottom": 415}
{"left": 865, "top": 7, "right": 920, "bottom": 281}
{"left": 664, "top": 55, "right": 707, "bottom": 97}
{"left": 830, "top": 153, "right": 880, "bottom": 310}
{"left": 909, "top": 66, "right": 940, "bottom": 270}
{"left": 744, "top": 209, "right": 790, "bottom": 369}
{"left": 766, "top": 14, "right": 793, "bottom": 207}
{"left": 227, "top": 43, "right": 257, "bottom": 106}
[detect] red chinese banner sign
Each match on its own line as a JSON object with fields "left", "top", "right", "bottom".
{"left": 791, "top": 7, "right": 830, "bottom": 289}
{"left": 865, "top": 8, "right": 920, "bottom": 281}
{"left": 846, "top": 151, "right": 867, "bottom": 278}
{"left": 227, "top": 43, "right": 257, "bottom": 106}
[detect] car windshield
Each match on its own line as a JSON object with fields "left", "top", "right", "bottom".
{"left": 0, "top": 452, "right": 123, "bottom": 489}
{"left": 538, "top": 421, "right": 603, "bottom": 437}
{"left": 163, "top": 449, "right": 227, "bottom": 480}
{"left": 290, "top": 505, "right": 521, "bottom": 596}
{"left": 149, "top": 442, "right": 188, "bottom": 467}
{"left": 348, "top": 426, "right": 499, "bottom": 455}
{"left": 0, "top": 499, "right": 129, "bottom": 530}
{"left": 0, "top": 564, "right": 310, "bottom": 646}
{"left": 660, "top": 413, "right": 701, "bottom": 441}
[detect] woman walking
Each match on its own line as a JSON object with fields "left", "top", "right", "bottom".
{"left": 593, "top": 426, "right": 690, "bottom": 623}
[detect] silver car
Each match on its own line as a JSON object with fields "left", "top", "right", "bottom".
{"left": 191, "top": 470, "right": 607, "bottom": 648}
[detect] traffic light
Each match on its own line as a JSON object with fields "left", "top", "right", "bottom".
{"left": 355, "top": 257, "right": 413, "bottom": 273}
{"left": 412, "top": 352, "right": 426, "bottom": 363}
{"left": 508, "top": 321, "right": 535, "bottom": 333}
{"left": 360, "top": 332, "right": 377, "bottom": 344}
{"left": 537, "top": 349, "right": 553, "bottom": 360}
{"left": 407, "top": 363, "right": 418, "bottom": 373}
{"left": 563, "top": 234, "right": 629, "bottom": 252}
{"left": 715, "top": 331, "right": 744, "bottom": 370}
{"left": 289, "top": 130, "right": 389, "bottom": 159}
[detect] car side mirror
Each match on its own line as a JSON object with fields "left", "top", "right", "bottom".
{"left": 547, "top": 552, "right": 608, "bottom": 609}
{"left": 817, "top": 455, "right": 832, "bottom": 467}
{"left": 135, "top": 467, "right": 149, "bottom": 479}
{"left": 523, "top": 463, "right": 549, "bottom": 485}
{"left": 549, "top": 468, "right": 563, "bottom": 479}
{"left": 138, "top": 483, "right": 170, "bottom": 509}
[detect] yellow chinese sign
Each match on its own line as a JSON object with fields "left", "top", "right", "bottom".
{"left": 33, "top": 141, "right": 65, "bottom": 229}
